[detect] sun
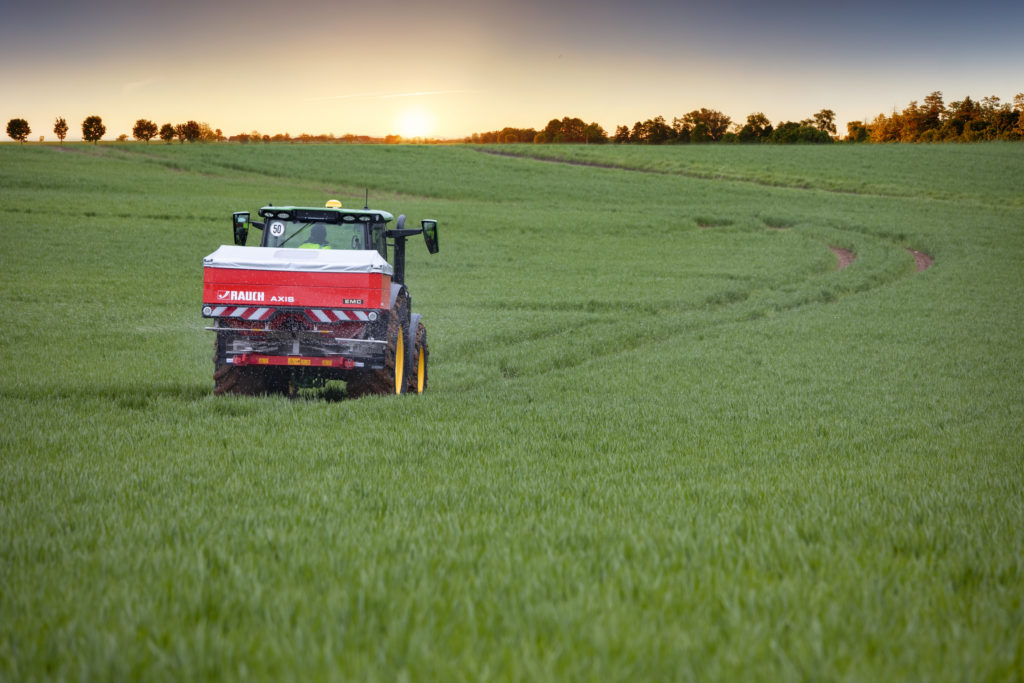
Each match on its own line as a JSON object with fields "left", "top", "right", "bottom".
{"left": 396, "top": 108, "right": 434, "bottom": 139}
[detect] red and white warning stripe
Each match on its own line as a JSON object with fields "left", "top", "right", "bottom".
{"left": 306, "top": 309, "right": 373, "bottom": 323}
{"left": 208, "top": 306, "right": 273, "bottom": 321}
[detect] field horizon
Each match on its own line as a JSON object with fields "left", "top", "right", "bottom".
{"left": 1, "top": 142, "right": 1022, "bottom": 680}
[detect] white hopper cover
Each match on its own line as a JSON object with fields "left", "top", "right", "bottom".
{"left": 203, "top": 245, "right": 393, "bottom": 276}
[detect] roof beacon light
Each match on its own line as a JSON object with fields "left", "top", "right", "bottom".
{"left": 325, "top": 199, "right": 342, "bottom": 209}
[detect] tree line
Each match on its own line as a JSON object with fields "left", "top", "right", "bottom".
{"left": 467, "top": 110, "right": 834, "bottom": 145}
{"left": 469, "top": 92, "right": 1023, "bottom": 145}
{"left": 4, "top": 114, "right": 439, "bottom": 145}
{"left": 7, "top": 91, "right": 1023, "bottom": 145}
{"left": 3, "top": 115, "right": 227, "bottom": 144}
{"left": 847, "top": 92, "right": 1024, "bottom": 143}
{"left": 615, "top": 109, "right": 836, "bottom": 144}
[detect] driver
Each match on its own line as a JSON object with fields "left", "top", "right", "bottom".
{"left": 299, "top": 223, "right": 331, "bottom": 249}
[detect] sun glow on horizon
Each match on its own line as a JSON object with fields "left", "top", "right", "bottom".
{"left": 396, "top": 108, "right": 435, "bottom": 139}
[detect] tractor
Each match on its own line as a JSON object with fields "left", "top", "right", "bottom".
{"left": 202, "top": 200, "right": 439, "bottom": 396}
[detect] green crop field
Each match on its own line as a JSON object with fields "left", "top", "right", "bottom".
{"left": 1, "top": 141, "right": 1022, "bottom": 681}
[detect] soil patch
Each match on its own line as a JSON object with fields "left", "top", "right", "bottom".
{"left": 908, "top": 249, "right": 933, "bottom": 272}
{"left": 830, "top": 246, "right": 855, "bottom": 270}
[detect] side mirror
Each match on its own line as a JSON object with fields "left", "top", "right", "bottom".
{"left": 232, "top": 212, "right": 249, "bottom": 246}
{"left": 421, "top": 219, "right": 439, "bottom": 254}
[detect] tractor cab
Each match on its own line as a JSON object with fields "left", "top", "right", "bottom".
{"left": 244, "top": 205, "right": 393, "bottom": 259}
{"left": 231, "top": 200, "right": 439, "bottom": 285}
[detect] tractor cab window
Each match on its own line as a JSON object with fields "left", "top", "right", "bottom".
{"left": 370, "top": 222, "right": 387, "bottom": 259}
{"left": 263, "top": 219, "right": 369, "bottom": 250}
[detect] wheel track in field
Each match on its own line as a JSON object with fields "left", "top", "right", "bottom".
{"left": 474, "top": 147, "right": 937, "bottom": 273}
{"left": 40, "top": 144, "right": 441, "bottom": 205}
{"left": 475, "top": 148, "right": 898, "bottom": 199}
{"left": 457, "top": 228, "right": 931, "bottom": 390}
{"left": 474, "top": 147, "right": 992, "bottom": 209}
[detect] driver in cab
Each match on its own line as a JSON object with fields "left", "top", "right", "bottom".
{"left": 299, "top": 223, "right": 332, "bottom": 249}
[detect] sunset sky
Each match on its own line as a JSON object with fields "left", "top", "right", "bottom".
{"left": 2, "top": 0, "right": 1021, "bottom": 140}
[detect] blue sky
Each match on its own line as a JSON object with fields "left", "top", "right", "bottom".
{"left": 2, "top": 0, "right": 1021, "bottom": 139}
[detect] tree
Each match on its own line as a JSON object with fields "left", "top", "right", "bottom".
{"left": 769, "top": 121, "right": 832, "bottom": 144}
{"left": 159, "top": 123, "right": 175, "bottom": 143}
{"left": 54, "top": 117, "right": 68, "bottom": 144}
{"left": 941, "top": 96, "right": 981, "bottom": 140}
{"left": 583, "top": 122, "right": 608, "bottom": 144}
{"left": 620, "top": 117, "right": 672, "bottom": 144}
{"left": 645, "top": 116, "right": 671, "bottom": 144}
{"left": 181, "top": 120, "right": 202, "bottom": 142}
{"left": 978, "top": 95, "right": 1018, "bottom": 139}
{"left": 629, "top": 120, "right": 647, "bottom": 143}
{"left": 682, "top": 109, "right": 731, "bottom": 141}
{"left": 195, "top": 123, "right": 217, "bottom": 142}
{"left": 812, "top": 109, "right": 837, "bottom": 135}
{"left": 133, "top": 119, "right": 158, "bottom": 143}
{"left": 690, "top": 122, "right": 711, "bottom": 143}
{"left": 846, "top": 121, "right": 868, "bottom": 142}
{"left": 922, "top": 91, "right": 945, "bottom": 131}
{"left": 534, "top": 119, "right": 562, "bottom": 143}
{"left": 868, "top": 113, "right": 901, "bottom": 143}
{"left": 737, "top": 112, "right": 771, "bottom": 143}
{"left": 6, "top": 118, "right": 31, "bottom": 143}
{"left": 1015, "top": 93, "right": 1024, "bottom": 137}
{"left": 81, "top": 115, "right": 106, "bottom": 144}
{"left": 532, "top": 116, "right": 597, "bottom": 143}
{"left": 475, "top": 126, "right": 538, "bottom": 143}
{"left": 671, "top": 117, "right": 691, "bottom": 143}
{"left": 893, "top": 101, "right": 924, "bottom": 141}
{"left": 558, "top": 116, "right": 585, "bottom": 142}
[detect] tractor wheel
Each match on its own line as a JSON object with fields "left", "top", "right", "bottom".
{"left": 215, "top": 363, "right": 265, "bottom": 395}
{"left": 214, "top": 364, "right": 292, "bottom": 396}
{"left": 213, "top": 335, "right": 291, "bottom": 396}
{"left": 346, "top": 297, "right": 409, "bottom": 397}
{"left": 406, "top": 321, "right": 428, "bottom": 394}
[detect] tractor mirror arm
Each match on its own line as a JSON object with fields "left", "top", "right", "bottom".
{"left": 385, "top": 214, "right": 422, "bottom": 239}
{"left": 385, "top": 228, "right": 423, "bottom": 239}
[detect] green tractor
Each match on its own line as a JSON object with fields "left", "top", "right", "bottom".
{"left": 202, "top": 200, "right": 439, "bottom": 396}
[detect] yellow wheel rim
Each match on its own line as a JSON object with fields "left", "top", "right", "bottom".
{"left": 394, "top": 329, "right": 405, "bottom": 394}
{"left": 416, "top": 346, "right": 425, "bottom": 393}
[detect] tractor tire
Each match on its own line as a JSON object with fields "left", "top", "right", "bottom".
{"left": 346, "top": 297, "right": 409, "bottom": 397}
{"left": 213, "top": 333, "right": 292, "bottom": 396}
{"left": 406, "top": 320, "right": 428, "bottom": 394}
{"left": 214, "top": 364, "right": 292, "bottom": 396}
{"left": 214, "top": 363, "right": 265, "bottom": 395}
